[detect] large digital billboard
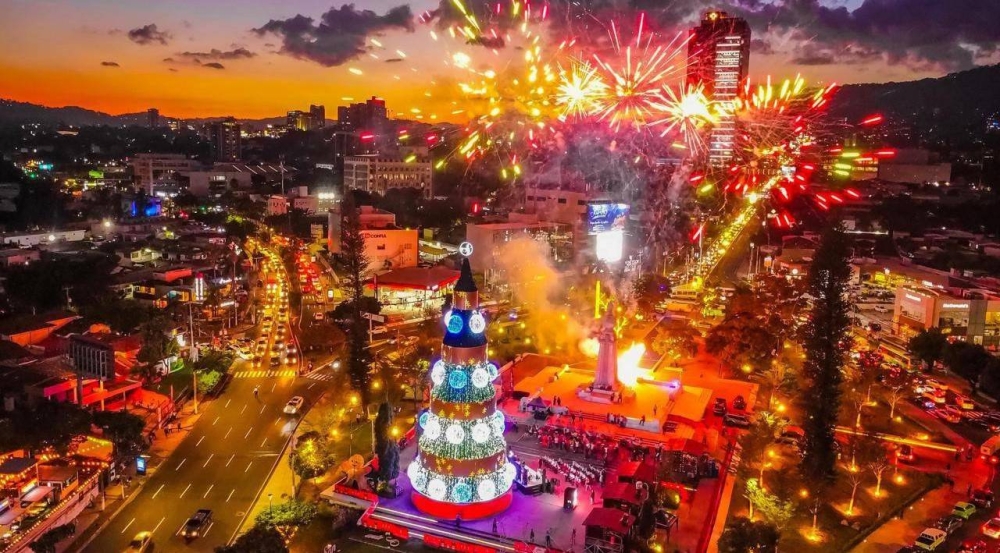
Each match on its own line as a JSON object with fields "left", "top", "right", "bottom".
{"left": 587, "top": 202, "right": 630, "bottom": 235}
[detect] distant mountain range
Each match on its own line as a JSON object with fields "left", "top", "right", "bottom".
{"left": 827, "top": 63, "right": 1000, "bottom": 137}
{"left": 0, "top": 99, "right": 284, "bottom": 129}
{"left": 3, "top": 63, "right": 1000, "bottom": 137}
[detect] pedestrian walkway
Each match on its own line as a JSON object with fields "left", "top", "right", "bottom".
{"left": 231, "top": 369, "right": 297, "bottom": 378}
{"left": 305, "top": 371, "right": 335, "bottom": 382}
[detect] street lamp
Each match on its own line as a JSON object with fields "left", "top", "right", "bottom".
{"left": 268, "top": 492, "right": 273, "bottom": 514}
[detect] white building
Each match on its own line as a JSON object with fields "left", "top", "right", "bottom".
{"left": 344, "top": 155, "right": 432, "bottom": 198}
{"left": 267, "top": 196, "right": 288, "bottom": 216}
{"left": 128, "top": 153, "right": 200, "bottom": 194}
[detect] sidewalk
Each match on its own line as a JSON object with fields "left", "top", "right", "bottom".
{"left": 62, "top": 405, "right": 204, "bottom": 553}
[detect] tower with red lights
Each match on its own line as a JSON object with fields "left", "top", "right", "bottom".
{"left": 407, "top": 258, "right": 514, "bottom": 519}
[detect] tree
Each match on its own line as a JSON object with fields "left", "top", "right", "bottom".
{"left": 0, "top": 401, "right": 92, "bottom": 456}
{"left": 194, "top": 348, "right": 234, "bottom": 375}
{"left": 718, "top": 517, "right": 779, "bottom": 553}
{"left": 136, "top": 313, "right": 178, "bottom": 383}
{"left": 943, "top": 341, "right": 992, "bottom": 389}
{"left": 254, "top": 499, "right": 317, "bottom": 541}
{"left": 800, "top": 225, "right": 853, "bottom": 485}
{"left": 650, "top": 324, "right": 699, "bottom": 360}
{"left": 865, "top": 440, "right": 893, "bottom": 498}
{"left": 632, "top": 273, "right": 671, "bottom": 313}
{"left": 882, "top": 369, "right": 916, "bottom": 420}
{"left": 844, "top": 433, "right": 884, "bottom": 515}
{"left": 908, "top": 328, "right": 948, "bottom": 370}
{"left": 705, "top": 313, "right": 779, "bottom": 375}
{"left": 291, "top": 430, "right": 330, "bottom": 480}
{"left": 853, "top": 350, "right": 883, "bottom": 404}
{"left": 339, "top": 195, "right": 373, "bottom": 405}
{"left": 372, "top": 402, "right": 400, "bottom": 490}
{"left": 28, "top": 523, "right": 76, "bottom": 553}
{"left": 744, "top": 479, "right": 794, "bottom": 530}
{"left": 760, "top": 360, "right": 795, "bottom": 410}
{"left": 738, "top": 412, "right": 784, "bottom": 493}
{"left": 92, "top": 411, "right": 147, "bottom": 465}
{"left": 215, "top": 524, "right": 288, "bottom": 553}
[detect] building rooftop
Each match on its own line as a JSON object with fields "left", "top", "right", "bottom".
{"left": 0, "top": 311, "right": 78, "bottom": 336}
{"left": 0, "top": 457, "right": 36, "bottom": 476}
{"left": 368, "top": 266, "right": 460, "bottom": 290}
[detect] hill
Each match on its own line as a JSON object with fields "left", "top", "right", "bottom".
{"left": 828, "top": 64, "right": 1000, "bottom": 139}
{"left": 0, "top": 99, "right": 283, "bottom": 129}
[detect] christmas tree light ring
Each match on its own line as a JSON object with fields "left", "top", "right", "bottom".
{"left": 469, "top": 312, "right": 486, "bottom": 334}
{"left": 452, "top": 482, "right": 473, "bottom": 503}
{"left": 487, "top": 362, "right": 499, "bottom": 379}
{"left": 490, "top": 411, "right": 505, "bottom": 435}
{"left": 427, "top": 478, "right": 447, "bottom": 500}
{"left": 448, "top": 369, "right": 468, "bottom": 390}
{"left": 407, "top": 462, "right": 421, "bottom": 482}
{"left": 503, "top": 462, "right": 517, "bottom": 485}
{"left": 477, "top": 479, "right": 497, "bottom": 501}
{"left": 424, "top": 419, "right": 442, "bottom": 440}
{"left": 431, "top": 361, "right": 446, "bottom": 386}
{"left": 418, "top": 411, "right": 431, "bottom": 429}
{"left": 471, "top": 423, "right": 491, "bottom": 444}
{"left": 471, "top": 367, "right": 490, "bottom": 388}
{"left": 445, "top": 424, "right": 466, "bottom": 444}
{"left": 447, "top": 313, "right": 464, "bottom": 334}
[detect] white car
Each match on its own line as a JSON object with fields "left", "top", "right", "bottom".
{"left": 283, "top": 396, "right": 304, "bottom": 415}
{"left": 915, "top": 528, "right": 947, "bottom": 550}
{"left": 982, "top": 517, "right": 1000, "bottom": 539}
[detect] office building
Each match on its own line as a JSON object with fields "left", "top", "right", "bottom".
{"left": 687, "top": 10, "right": 751, "bottom": 167}
{"left": 208, "top": 117, "right": 242, "bottom": 161}
{"left": 337, "top": 96, "right": 387, "bottom": 131}
{"left": 146, "top": 108, "right": 160, "bottom": 129}
{"left": 344, "top": 155, "right": 432, "bottom": 198}
{"left": 310, "top": 104, "right": 326, "bottom": 128}
{"left": 286, "top": 110, "right": 309, "bottom": 131}
{"left": 465, "top": 220, "right": 574, "bottom": 275}
{"left": 129, "top": 153, "right": 200, "bottom": 194}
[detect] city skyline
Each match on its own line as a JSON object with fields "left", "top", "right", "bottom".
{"left": 3, "top": 0, "right": 999, "bottom": 119}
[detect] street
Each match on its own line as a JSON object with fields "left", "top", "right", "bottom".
{"left": 83, "top": 365, "right": 330, "bottom": 552}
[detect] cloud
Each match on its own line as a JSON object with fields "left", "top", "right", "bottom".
{"left": 177, "top": 48, "right": 256, "bottom": 61}
{"left": 202, "top": 62, "right": 225, "bottom": 70}
{"left": 127, "top": 23, "right": 171, "bottom": 45}
{"left": 100, "top": 61, "right": 120, "bottom": 67}
{"left": 750, "top": 38, "right": 774, "bottom": 55}
{"left": 253, "top": 4, "right": 415, "bottom": 67}
{"left": 790, "top": 44, "right": 836, "bottom": 65}
{"left": 729, "top": 0, "right": 1000, "bottom": 71}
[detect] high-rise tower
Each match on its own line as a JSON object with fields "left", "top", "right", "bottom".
{"left": 687, "top": 10, "right": 751, "bottom": 167}
{"left": 407, "top": 258, "right": 514, "bottom": 519}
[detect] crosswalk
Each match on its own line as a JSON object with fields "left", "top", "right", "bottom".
{"left": 305, "top": 371, "right": 335, "bottom": 382}
{"left": 231, "top": 369, "right": 297, "bottom": 379}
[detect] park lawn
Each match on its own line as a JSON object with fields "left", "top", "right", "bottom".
{"left": 151, "top": 364, "right": 194, "bottom": 400}
{"left": 729, "top": 455, "right": 941, "bottom": 552}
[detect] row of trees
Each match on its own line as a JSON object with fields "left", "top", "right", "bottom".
{"left": 909, "top": 328, "right": 1000, "bottom": 398}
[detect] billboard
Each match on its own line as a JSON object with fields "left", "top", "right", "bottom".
{"left": 587, "top": 202, "right": 630, "bottom": 235}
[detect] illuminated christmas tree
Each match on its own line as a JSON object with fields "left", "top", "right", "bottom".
{"left": 407, "top": 258, "right": 514, "bottom": 519}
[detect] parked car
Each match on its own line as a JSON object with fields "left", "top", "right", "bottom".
{"left": 732, "top": 395, "right": 747, "bottom": 411}
{"left": 723, "top": 414, "right": 751, "bottom": 429}
{"left": 936, "top": 408, "right": 962, "bottom": 424}
{"left": 972, "top": 489, "right": 995, "bottom": 509}
{"left": 712, "top": 398, "right": 727, "bottom": 416}
{"left": 953, "top": 502, "right": 978, "bottom": 520}
{"left": 181, "top": 509, "right": 213, "bottom": 540}
{"left": 777, "top": 427, "right": 805, "bottom": 447}
{"left": 954, "top": 395, "right": 976, "bottom": 410}
{"left": 981, "top": 517, "right": 1000, "bottom": 539}
{"left": 914, "top": 528, "right": 947, "bottom": 551}
{"left": 934, "top": 516, "right": 964, "bottom": 535}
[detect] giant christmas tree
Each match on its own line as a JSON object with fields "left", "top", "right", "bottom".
{"left": 407, "top": 258, "right": 514, "bottom": 519}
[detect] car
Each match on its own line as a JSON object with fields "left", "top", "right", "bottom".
{"left": 943, "top": 405, "right": 966, "bottom": 420}
{"left": 982, "top": 517, "right": 1000, "bottom": 539}
{"left": 273, "top": 340, "right": 285, "bottom": 351}
{"left": 972, "top": 489, "right": 995, "bottom": 509}
{"left": 777, "top": 426, "right": 805, "bottom": 447}
{"left": 181, "top": 509, "right": 213, "bottom": 539}
{"left": 954, "top": 395, "right": 976, "bottom": 410}
{"left": 269, "top": 352, "right": 280, "bottom": 366}
{"left": 284, "top": 396, "right": 305, "bottom": 415}
{"left": 959, "top": 538, "right": 990, "bottom": 552}
{"left": 723, "top": 414, "right": 751, "bottom": 428}
{"left": 914, "top": 528, "right": 947, "bottom": 551}
{"left": 934, "top": 515, "right": 964, "bottom": 535}
{"left": 953, "top": 502, "right": 978, "bottom": 520}
{"left": 712, "top": 397, "right": 727, "bottom": 416}
{"left": 126, "top": 531, "right": 153, "bottom": 552}
{"left": 732, "top": 395, "right": 747, "bottom": 411}
{"left": 896, "top": 444, "right": 916, "bottom": 464}
{"left": 923, "top": 392, "right": 947, "bottom": 405}
{"left": 314, "top": 312, "right": 325, "bottom": 321}
{"left": 935, "top": 408, "right": 962, "bottom": 424}
{"left": 924, "top": 379, "right": 949, "bottom": 392}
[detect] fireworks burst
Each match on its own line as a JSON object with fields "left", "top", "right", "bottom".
{"left": 653, "top": 83, "right": 716, "bottom": 153}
